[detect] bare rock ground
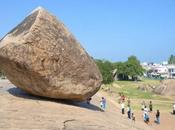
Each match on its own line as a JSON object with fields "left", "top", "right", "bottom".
{"left": 154, "top": 79, "right": 175, "bottom": 98}
{"left": 0, "top": 79, "right": 154, "bottom": 130}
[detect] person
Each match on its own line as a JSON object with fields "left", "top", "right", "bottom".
{"left": 173, "top": 103, "right": 175, "bottom": 115}
{"left": 143, "top": 106, "right": 149, "bottom": 123}
{"left": 149, "top": 101, "right": 153, "bottom": 112}
{"left": 100, "top": 97, "right": 106, "bottom": 111}
{"left": 121, "top": 94, "right": 126, "bottom": 102}
{"left": 127, "top": 97, "right": 131, "bottom": 106}
{"left": 132, "top": 113, "right": 136, "bottom": 122}
{"left": 121, "top": 101, "right": 125, "bottom": 114}
{"left": 155, "top": 109, "right": 160, "bottom": 124}
{"left": 127, "top": 105, "right": 131, "bottom": 119}
{"left": 87, "top": 97, "right": 92, "bottom": 104}
{"left": 141, "top": 101, "right": 145, "bottom": 111}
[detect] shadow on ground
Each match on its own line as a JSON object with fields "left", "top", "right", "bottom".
{"left": 8, "top": 87, "right": 102, "bottom": 112}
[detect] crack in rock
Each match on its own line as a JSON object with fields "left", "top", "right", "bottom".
{"left": 61, "top": 119, "right": 76, "bottom": 130}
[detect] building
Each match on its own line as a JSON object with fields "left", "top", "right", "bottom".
{"left": 142, "top": 62, "right": 175, "bottom": 79}
{"left": 167, "top": 65, "right": 175, "bottom": 79}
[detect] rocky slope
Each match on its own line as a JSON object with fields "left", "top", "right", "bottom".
{"left": 154, "top": 79, "right": 175, "bottom": 98}
{"left": 0, "top": 80, "right": 153, "bottom": 130}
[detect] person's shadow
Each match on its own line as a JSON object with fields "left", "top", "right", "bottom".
{"left": 8, "top": 87, "right": 102, "bottom": 112}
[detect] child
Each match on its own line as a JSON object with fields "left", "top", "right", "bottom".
{"left": 132, "top": 113, "right": 136, "bottom": 122}
{"left": 155, "top": 109, "right": 160, "bottom": 124}
{"left": 149, "top": 101, "right": 153, "bottom": 112}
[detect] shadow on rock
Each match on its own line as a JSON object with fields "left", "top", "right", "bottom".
{"left": 8, "top": 87, "right": 102, "bottom": 112}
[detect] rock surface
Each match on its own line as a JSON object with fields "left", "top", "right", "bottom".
{"left": 0, "top": 80, "right": 155, "bottom": 130}
{"left": 0, "top": 7, "right": 102, "bottom": 101}
{"left": 154, "top": 79, "right": 175, "bottom": 98}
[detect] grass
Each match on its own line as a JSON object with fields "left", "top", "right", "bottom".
{"left": 101, "top": 79, "right": 174, "bottom": 111}
{"left": 131, "top": 100, "right": 173, "bottom": 111}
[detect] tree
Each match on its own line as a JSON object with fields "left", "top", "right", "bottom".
{"left": 114, "top": 62, "right": 129, "bottom": 80}
{"left": 168, "top": 54, "right": 175, "bottom": 64}
{"left": 126, "top": 56, "right": 144, "bottom": 80}
{"left": 95, "top": 59, "right": 114, "bottom": 84}
{"left": 115, "top": 56, "right": 144, "bottom": 81}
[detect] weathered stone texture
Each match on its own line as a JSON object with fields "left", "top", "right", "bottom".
{"left": 0, "top": 7, "right": 102, "bottom": 101}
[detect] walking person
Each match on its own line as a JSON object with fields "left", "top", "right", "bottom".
{"left": 127, "top": 105, "right": 131, "bottom": 119}
{"left": 100, "top": 97, "right": 106, "bottom": 111}
{"left": 173, "top": 103, "right": 175, "bottom": 115}
{"left": 121, "top": 101, "right": 125, "bottom": 114}
{"left": 149, "top": 101, "right": 153, "bottom": 112}
{"left": 155, "top": 109, "right": 160, "bottom": 124}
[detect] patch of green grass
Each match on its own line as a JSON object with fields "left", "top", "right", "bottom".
{"left": 102, "top": 79, "right": 173, "bottom": 111}
{"left": 131, "top": 100, "right": 173, "bottom": 111}
{"left": 111, "top": 79, "right": 170, "bottom": 100}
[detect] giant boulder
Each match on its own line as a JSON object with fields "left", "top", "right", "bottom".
{"left": 0, "top": 7, "right": 102, "bottom": 101}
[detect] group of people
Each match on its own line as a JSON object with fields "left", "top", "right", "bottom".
{"left": 86, "top": 95, "right": 175, "bottom": 125}
{"left": 120, "top": 95, "right": 160, "bottom": 125}
{"left": 141, "top": 101, "right": 160, "bottom": 124}
{"left": 120, "top": 96, "right": 135, "bottom": 121}
{"left": 87, "top": 97, "right": 106, "bottom": 111}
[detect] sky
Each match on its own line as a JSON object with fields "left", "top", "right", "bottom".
{"left": 0, "top": 0, "right": 175, "bottom": 63}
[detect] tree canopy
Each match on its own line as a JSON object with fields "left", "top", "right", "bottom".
{"left": 168, "top": 54, "right": 175, "bottom": 64}
{"left": 113, "top": 56, "right": 144, "bottom": 80}
{"left": 95, "top": 59, "right": 114, "bottom": 84}
{"left": 95, "top": 56, "right": 145, "bottom": 83}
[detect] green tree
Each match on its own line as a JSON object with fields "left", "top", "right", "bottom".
{"left": 168, "top": 54, "right": 175, "bottom": 64}
{"left": 114, "top": 62, "right": 129, "bottom": 80}
{"left": 115, "top": 56, "right": 144, "bottom": 81}
{"left": 95, "top": 59, "right": 114, "bottom": 84}
{"left": 126, "top": 56, "right": 144, "bottom": 80}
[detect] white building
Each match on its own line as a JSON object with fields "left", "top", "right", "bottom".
{"left": 142, "top": 62, "right": 175, "bottom": 79}
{"left": 167, "top": 65, "right": 175, "bottom": 79}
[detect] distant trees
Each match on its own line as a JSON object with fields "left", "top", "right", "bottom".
{"left": 95, "top": 59, "right": 114, "bottom": 84}
{"left": 95, "top": 56, "right": 144, "bottom": 83}
{"left": 168, "top": 54, "right": 175, "bottom": 64}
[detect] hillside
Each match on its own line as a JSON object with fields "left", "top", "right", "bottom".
{"left": 0, "top": 80, "right": 153, "bottom": 130}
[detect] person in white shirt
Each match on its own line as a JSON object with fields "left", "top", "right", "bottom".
{"left": 143, "top": 106, "right": 149, "bottom": 123}
{"left": 121, "top": 102, "right": 125, "bottom": 114}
